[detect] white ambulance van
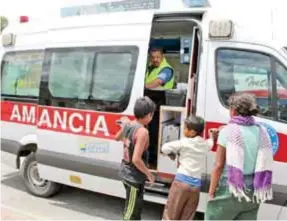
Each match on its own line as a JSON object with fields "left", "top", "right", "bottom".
{"left": 1, "top": 0, "right": 286, "bottom": 219}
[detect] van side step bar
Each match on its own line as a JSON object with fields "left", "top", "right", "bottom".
{"left": 145, "top": 182, "right": 169, "bottom": 195}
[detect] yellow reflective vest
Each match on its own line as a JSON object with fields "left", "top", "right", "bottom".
{"left": 145, "top": 58, "right": 174, "bottom": 89}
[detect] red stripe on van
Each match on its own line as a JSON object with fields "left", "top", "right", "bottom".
{"left": 0, "top": 101, "right": 133, "bottom": 140}
{"left": 1, "top": 101, "right": 287, "bottom": 163}
{"left": 205, "top": 122, "right": 287, "bottom": 163}
{"left": 157, "top": 172, "right": 175, "bottom": 180}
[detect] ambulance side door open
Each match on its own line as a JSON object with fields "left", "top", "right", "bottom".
{"left": 157, "top": 24, "right": 202, "bottom": 177}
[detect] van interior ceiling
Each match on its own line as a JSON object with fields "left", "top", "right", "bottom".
{"left": 144, "top": 17, "right": 200, "bottom": 170}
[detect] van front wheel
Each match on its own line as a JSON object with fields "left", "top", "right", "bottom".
{"left": 22, "top": 152, "right": 61, "bottom": 197}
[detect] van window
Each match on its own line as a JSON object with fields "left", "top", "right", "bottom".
{"left": 275, "top": 62, "right": 287, "bottom": 122}
{"left": 1, "top": 51, "right": 44, "bottom": 97}
{"left": 216, "top": 49, "right": 273, "bottom": 119}
{"left": 92, "top": 53, "right": 133, "bottom": 101}
{"left": 45, "top": 46, "right": 138, "bottom": 112}
{"left": 48, "top": 50, "right": 94, "bottom": 99}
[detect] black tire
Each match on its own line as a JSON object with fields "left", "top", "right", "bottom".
{"left": 21, "top": 152, "right": 61, "bottom": 198}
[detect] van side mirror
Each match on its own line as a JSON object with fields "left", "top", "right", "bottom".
{"left": 0, "top": 16, "right": 8, "bottom": 34}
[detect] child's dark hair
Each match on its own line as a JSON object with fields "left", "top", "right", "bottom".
{"left": 184, "top": 115, "right": 205, "bottom": 134}
{"left": 134, "top": 96, "right": 156, "bottom": 119}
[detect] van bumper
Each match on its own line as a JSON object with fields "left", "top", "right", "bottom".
{"left": 1, "top": 139, "right": 20, "bottom": 169}
{"left": 1, "top": 150, "right": 18, "bottom": 169}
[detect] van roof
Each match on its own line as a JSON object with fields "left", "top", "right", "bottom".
{"left": 2, "top": 6, "right": 287, "bottom": 50}
{"left": 2, "top": 8, "right": 207, "bottom": 33}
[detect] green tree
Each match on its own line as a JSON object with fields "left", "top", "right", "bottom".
{"left": 0, "top": 16, "right": 8, "bottom": 32}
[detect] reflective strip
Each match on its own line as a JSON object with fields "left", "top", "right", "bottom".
{"left": 124, "top": 186, "right": 137, "bottom": 220}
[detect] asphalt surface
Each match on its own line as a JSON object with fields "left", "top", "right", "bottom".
{"left": 1, "top": 163, "right": 165, "bottom": 220}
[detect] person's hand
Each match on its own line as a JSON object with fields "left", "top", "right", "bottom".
{"left": 208, "top": 128, "right": 219, "bottom": 140}
{"left": 168, "top": 153, "right": 176, "bottom": 161}
{"left": 147, "top": 173, "right": 155, "bottom": 184}
{"left": 208, "top": 191, "right": 215, "bottom": 200}
{"left": 117, "top": 116, "right": 131, "bottom": 128}
{"left": 120, "top": 116, "right": 130, "bottom": 124}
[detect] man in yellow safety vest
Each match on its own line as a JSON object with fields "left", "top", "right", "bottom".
{"left": 145, "top": 47, "right": 174, "bottom": 89}
{"left": 144, "top": 47, "right": 174, "bottom": 166}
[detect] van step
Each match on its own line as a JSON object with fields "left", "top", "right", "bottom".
{"left": 145, "top": 182, "right": 169, "bottom": 195}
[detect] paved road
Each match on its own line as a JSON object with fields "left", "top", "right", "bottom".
{"left": 1, "top": 163, "right": 164, "bottom": 220}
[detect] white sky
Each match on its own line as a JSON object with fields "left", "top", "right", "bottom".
{"left": 0, "top": 0, "right": 56, "bottom": 19}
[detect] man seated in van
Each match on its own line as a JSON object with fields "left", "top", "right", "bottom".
{"left": 144, "top": 47, "right": 175, "bottom": 166}
{"left": 145, "top": 47, "right": 175, "bottom": 90}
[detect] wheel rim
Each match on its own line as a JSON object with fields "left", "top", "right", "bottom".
{"left": 27, "top": 161, "right": 47, "bottom": 187}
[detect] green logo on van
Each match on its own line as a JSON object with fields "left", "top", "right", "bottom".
{"left": 79, "top": 142, "right": 109, "bottom": 153}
